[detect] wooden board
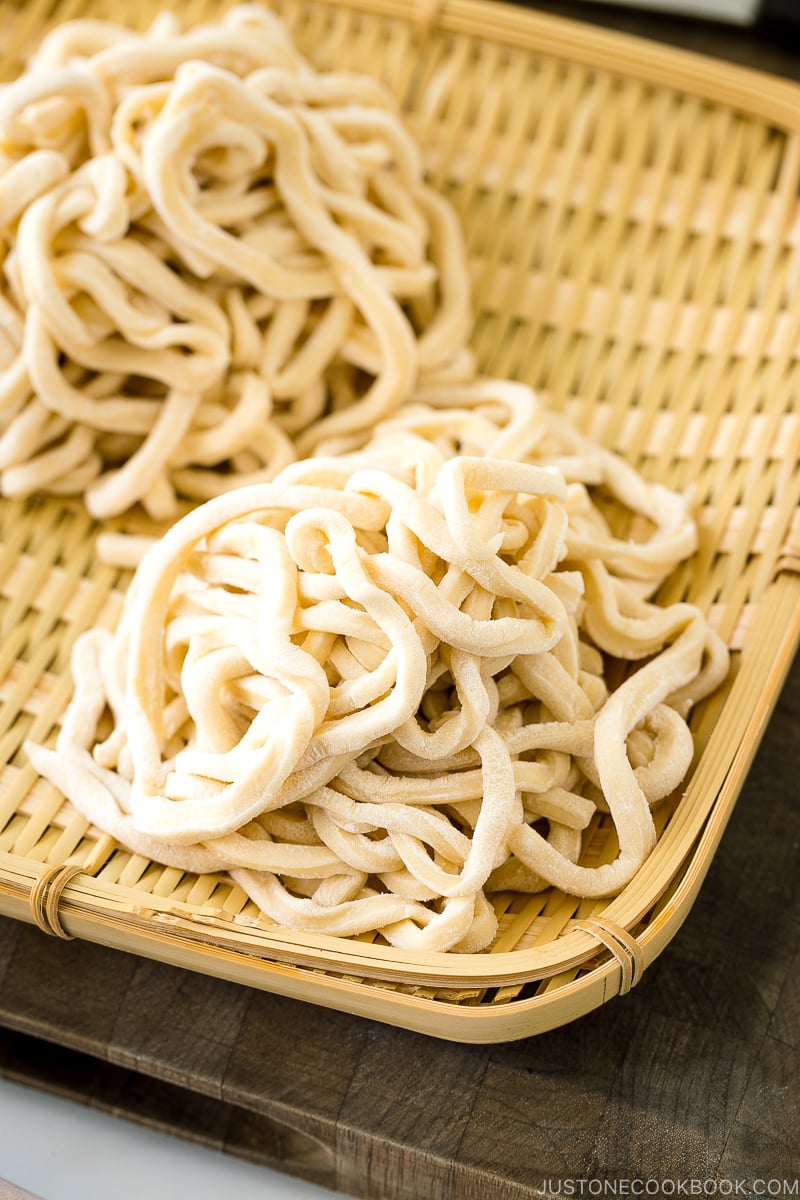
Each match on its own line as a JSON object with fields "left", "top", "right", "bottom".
{"left": 0, "top": 1180, "right": 41, "bottom": 1200}
{"left": 1, "top": 647, "right": 797, "bottom": 1198}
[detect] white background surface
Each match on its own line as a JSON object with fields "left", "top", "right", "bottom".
{"left": 0, "top": 1076, "right": 345, "bottom": 1200}
{"left": 575, "top": 0, "right": 759, "bottom": 24}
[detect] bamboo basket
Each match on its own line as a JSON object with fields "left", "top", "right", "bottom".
{"left": 0, "top": 0, "right": 799, "bottom": 1044}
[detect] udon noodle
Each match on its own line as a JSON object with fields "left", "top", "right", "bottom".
{"left": 0, "top": 6, "right": 472, "bottom": 520}
{"left": 28, "top": 384, "right": 729, "bottom": 952}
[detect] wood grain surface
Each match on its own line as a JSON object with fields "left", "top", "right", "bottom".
{"left": 1, "top": 649, "right": 796, "bottom": 1198}
{"left": 0, "top": 8, "right": 798, "bottom": 1199}
{"left": 0, "top": 1179, "right": 43, "bottom": 1200}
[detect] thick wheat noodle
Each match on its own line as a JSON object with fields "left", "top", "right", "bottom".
{"left": 0, "top": 7, "right": 472, "bottom": 516}
{"left": 28, "top": 429, "right": 728, "bottom": 952}
{"left": 7, "top": 11, "right": 730, "bottom": 952}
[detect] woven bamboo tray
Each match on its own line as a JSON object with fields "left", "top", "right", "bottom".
{"left": 0, "top": 0, "right": 799, "bottom": 1044}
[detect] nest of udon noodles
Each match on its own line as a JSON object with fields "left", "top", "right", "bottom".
{"left": 28, "top": 380, "right": 729, "bottom": 953}
{"left": 0, "top": 6, "right": 471, "bottom": 520}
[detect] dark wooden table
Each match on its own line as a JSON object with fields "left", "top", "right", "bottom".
{"left": 1, "top": 9, "right": 799, "bottom": 1199}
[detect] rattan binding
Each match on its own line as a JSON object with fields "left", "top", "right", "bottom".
{"left": 28, "top": 864, "right": 85, "bottom": 940}
{"left": 573, "top": 918, "right": 644, "bottom": 996}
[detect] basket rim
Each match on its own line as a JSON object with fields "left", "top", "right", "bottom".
{"left": 296, "top": 0, "right": 800, "bottom": 133}
{"left": 1, "top": 0, "right": 800, "bottom": 1037}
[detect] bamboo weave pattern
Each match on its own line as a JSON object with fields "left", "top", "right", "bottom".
{"left": 0, "top": 0, "right": 798, "bottom": 1037}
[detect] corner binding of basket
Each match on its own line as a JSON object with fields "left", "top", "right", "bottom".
{"left": 573, "top": 917, "right": 645, "bottom": 996}
{"left": 29, "top": 863, "right": 86, "bottom": 940}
